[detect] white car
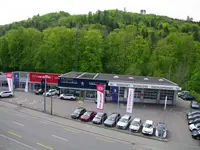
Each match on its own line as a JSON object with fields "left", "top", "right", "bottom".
{"left": 189, "top": 123, "right": 200, "bottom": 131}
{"left": 155, "top": 122, "right": 167, "bottom": 138}
{"left": 44, "top": 89, "right": 58, "bottom": 97}
{"left": 0, "top": 91, "right": 13, "bottom": 98}
{"left": 142, "top": 120, "right": 154, "bottom": 135}
{"left": 116, "top": 114, "right": 131, "bottom": 130}
{"left": 129, "top": 118, "right": 142, "bottom": 132}
{"left": 60, "top": 94, "right": 76, "bottom": 100}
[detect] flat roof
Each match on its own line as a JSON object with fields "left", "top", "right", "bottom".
{"left": 59, "top": 71, "right": 178, "bottom": 86}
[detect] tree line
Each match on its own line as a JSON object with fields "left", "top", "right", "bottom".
{"left": 0, "top": 9, "right": 200, "bottom": 98}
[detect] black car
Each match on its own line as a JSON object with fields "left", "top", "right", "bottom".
{"left": 183, "top": 94, "right": 195, "bottom": 101}
{"left": 71, "top": 107, "right": 86, "bottom": 119}
{"left": 92, "top": 112, "right": 107, "bottom": 124}
{"left": 104, "top": 113, "right": 121, "bottom": 127}
{"left": 189, "top": 118, "right": 200, "bottom": 125}
{"left": 35, "top": 89, "right": 44, "bottom": 95}
{"left": 191, "top": 101, "right": 200, "bottom": 109}
{"left": 191, "top": 129, "right": 200, "bottom": 140}
{"left": 187, "top": 111, "right": 200, "bottom": 117}
{"left": 188, "top": 114, "right": 200, "bottom": 121}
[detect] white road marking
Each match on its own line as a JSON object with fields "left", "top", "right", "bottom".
{"left": 52, "top": 135, "right": 68, "bottom": 142}
{"left": 0, "top": 133, "right": 38, "bottom": 150}
{"left": 12, "top": 121, "right": 24, "bottom": 127}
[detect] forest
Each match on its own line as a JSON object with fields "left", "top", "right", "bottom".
{"left": 0, "top": 10, "right": 200, "bottom": 97}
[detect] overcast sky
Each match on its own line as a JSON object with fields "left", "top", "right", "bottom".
{"left": 0, "top": 0, "right": 200, "bottom": 25}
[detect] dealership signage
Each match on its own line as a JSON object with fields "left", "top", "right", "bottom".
{"left": 29, "top": 72, "right": 60, "bottom": 84}
{"left": 108, "top": 82, "right": 181, "bottom": 90}
{"left": 58, "top": 77, "right": 108, "bottom": 90}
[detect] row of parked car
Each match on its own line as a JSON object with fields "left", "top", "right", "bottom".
{"left": 187, "top": 111, "right": 200, "bottom": 140}
{"left": 70, "top": 107, "right": 168, "bottom": 138}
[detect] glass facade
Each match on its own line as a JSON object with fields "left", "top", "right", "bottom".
{"left": 160, "top": 90, "right": 174, "bottom": 101}
{"left": 143, "top": 89, "right": 158, "bottom": 100}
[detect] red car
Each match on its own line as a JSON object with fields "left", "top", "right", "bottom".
{"left": 80, "top": 111, "right": 97, "bottom": 122}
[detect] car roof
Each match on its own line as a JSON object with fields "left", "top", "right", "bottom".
{"left": 133, "top": 118, "right": 141, "bottom": 122}
{"left": 145, "top": 120, "right": 153, "bottom": 124}
{"left": 77, "top": 107, "right": 85, "bottom": 110}
{"left": 121, "top": 114, "right": 131, "bottom": 119}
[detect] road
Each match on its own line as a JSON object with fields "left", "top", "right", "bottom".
{"left": 0, "top": 106, "right": 151, "bottom": 150}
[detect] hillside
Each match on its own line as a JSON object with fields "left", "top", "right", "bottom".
{"left": 0, "top": 9, "right": 200, "bottom": 95}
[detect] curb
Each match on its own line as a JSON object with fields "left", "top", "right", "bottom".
{"left": 0, "top": 100, "right": 169, "bottom": 143}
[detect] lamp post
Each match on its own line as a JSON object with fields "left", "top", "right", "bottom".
{"left": 74, "top": 24, "right": 79, "bottom": 76}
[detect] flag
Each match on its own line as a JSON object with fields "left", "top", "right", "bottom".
{"left": 164, "top": 96, "right": 168, "bottom": 110}
{"left": 126, "top": 88, "right": 135, "bottom": 113}
{"left": 13, "top": 72, "right": 20, "bottom": 86}
{"left": 111, "top": 86, "right": 119, "bottom": 103}
{"left": 6, "top": 72, "right": 13, "bottom": 92}
{"left": 96, "top": 84, "right": 105, "bottom": 110}
{"left": 24, "top": 74, "right": 29, "bottom": 92}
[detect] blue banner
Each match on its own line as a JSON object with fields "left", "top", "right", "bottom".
{"left": 13, "top": 72, "right": 20, "bottom": 85}
{"left": 112, "top": 86, "right": 119, "bottom": 103}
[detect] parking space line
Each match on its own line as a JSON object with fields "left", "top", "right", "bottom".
{"left": 8, "top": 131, "right": 22, "bottom": 138}
{"left": 0, "top": 133, "right": 38, "bottom": 150}
{"left": 52, "top": 135, "right": 68, "bottom": 142}
{"left": 12, "top": 121, "right": 24, "bottom": 127}
{"left": 64, "top": 128, "right": 79, "bottom": 133}
{"left": 96, "top": 137, "right": 113, "bottom": 143}
{"left": 36, "top": 142, "right": 53, "bottom": 150}
{"left": 16, "top": 114, "right": 26, "bottom": 118}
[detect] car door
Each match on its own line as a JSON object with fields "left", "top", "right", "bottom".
{"left": 1, "top": 92, "right": 6, "bottom": 97}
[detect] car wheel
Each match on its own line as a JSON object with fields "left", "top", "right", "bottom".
{"left": 197, "top": 136, "right": 200, "bottom": 140}
{"left": 61, "top": 97, "right": 64, "bottom": 100}
{"left": 70, "top": 98, "right": 73, "bottom": 101}
{"left": 9, "top": 95, "right": 12, "bottom": 97}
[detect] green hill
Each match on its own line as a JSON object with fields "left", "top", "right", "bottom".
{"left": 0, "top": 9, "right": 200, "bottom": 96}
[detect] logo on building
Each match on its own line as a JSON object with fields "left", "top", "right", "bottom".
{"left": 81, "top": 82, "right": 84, "bottom": 86}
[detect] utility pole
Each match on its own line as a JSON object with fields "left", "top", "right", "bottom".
{"left": 74, "top": 24, "right": 79, "bottom": 76}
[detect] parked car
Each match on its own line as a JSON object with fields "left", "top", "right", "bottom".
{"left": 80, "top": 111, "right": 97, "bottom": 122}
{"left": 0, "top": 91, "right": 13, "bottom": 98}
{"left": 71, "top": 107, "right": 86, "bottom": 119}
{"left": 142, "top": 120, "right": 154, "bottom": 135}
{"left": 188, "top": 114, "right": 200, "bottom": 121}
{"left": 43, "top": 89, "right": 58, "bottom": 97}
{"left": 188, "top": 118, "right": 200, "bottom": 125}
{"left": 187, "top": 111, "right": 200, "bottom": 118}
{"left": 129, "top": 118, "right": 142, "bottom": 132}
{"left": 191, "top": 129, "right": 200, "bottom": 140}
{"left": 116, "top": 114, "right": 132, "bottom": 130}
{"left": 191, "top": 101, "right": 200, "bottom": 109}
{"left": 155, "top": 122, "right": 167, "bottom": 138}
{"left": 189, "top": 123, "right": 200, "bottom": 131}
{"left": 178, "top": 91, "right": 190, "bottom": 98}
{"left": 35, "top": 89, "right": 44, "bottom": 95}
{"left": 60, "top": 94, "right": 76, "bottom": 100}
{"left": 104, "top": 113, "right": 121, "bottom": 127}
{"left": 92, "top": 112, "right": 107, "bottom": 124}
{"left": 182, "top": 94, "right": 195, "bottom": 101}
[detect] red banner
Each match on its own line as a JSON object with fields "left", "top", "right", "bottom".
{"left": 96, "top": 84, "right": 105, "bottom": 110}
{"left": 29, "top": 72, "right": 61, "bottom": 84}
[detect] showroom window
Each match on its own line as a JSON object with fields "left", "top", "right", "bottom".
{"left": 144, "top": 89, "right": 158, "bottom": 100}
{"left": 119, "top": 87, "right": 125, "bottom": 97}
{"left": 134, "top": 89, "right": 141, "bottom": 98}
{"left": 160, "top": 90, "right": 174, "bottom": 100}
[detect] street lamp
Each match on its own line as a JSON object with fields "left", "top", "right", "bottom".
{"left": 74, "top": 24, "right": 79, "bottom": 76}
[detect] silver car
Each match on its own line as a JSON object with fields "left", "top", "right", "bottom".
{"left": 116, "top": 114, "right": 131, "bottom": 130}
{"left": 129, "top": 118, "right": 142, "bottom": 132}
{"left": 104, "top": 113, "right": 121, "bottom": 127}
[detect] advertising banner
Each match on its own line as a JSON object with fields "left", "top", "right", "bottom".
{"left": 96, "top": 84, "right": 105, "bottom": 110}
{"left": 13, "top": 72, "right": 20, "bottom": 86}
{"left": 29, "top": 72, "right": 60, "bottom": 84}
{"left": 111, "top": 86, "right": 119, "bottom": 103}
{"left": 6, "top": 72, "right": 13, "bottom": 92}
{"left": 25, "top": 74, "right": 29, "bottom": 92}
{"left": 126, "top": 88, "right": 135, "bottom": 113}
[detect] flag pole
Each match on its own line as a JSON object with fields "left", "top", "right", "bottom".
{"left": 117, "top": 87, "right": 120, "bottom": 113}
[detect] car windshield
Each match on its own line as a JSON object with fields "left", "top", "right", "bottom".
{"left": 96, "top": 113, "right": 103, "bottom": 119}
{"left": 84, "top": 112, "right": 92, "bottom": 116}
{"left": 120, "top": 118, "right": 128, "bottom": 123}
{"left": 144, "top": 123, "right": 152, "bottom": 128}
{"left": 132, "top": 121, "right": 139, "bottom": 126}
{"left": 108, "top": 115, "right": 117, "bottom": 121}
{"left": 74, "top": 109, "right": 82, "bottom": 114}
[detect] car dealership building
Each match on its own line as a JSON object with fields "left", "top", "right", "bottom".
{"left": 58, "top": 72, "right": 181, "bottom": 105}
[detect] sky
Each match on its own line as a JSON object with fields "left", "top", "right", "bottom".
{"left": 0, "top": 0, "right": 200, "bottom": 25}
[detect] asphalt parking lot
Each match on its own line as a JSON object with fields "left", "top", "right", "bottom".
{"left": 1, "top": 91, "right": 199, "bottom": 148}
